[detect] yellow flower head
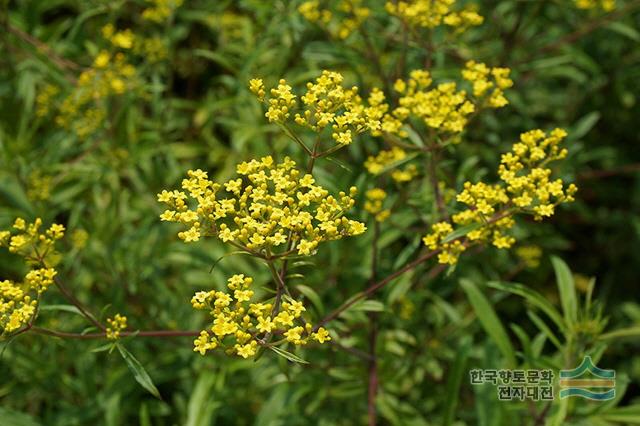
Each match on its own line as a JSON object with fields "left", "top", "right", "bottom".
{"left": 158, "top": 156, "right": 366, "bottom": 256}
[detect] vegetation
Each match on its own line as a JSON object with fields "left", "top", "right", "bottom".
{"left": 1, "top": 0, "right": 639, "bottom": 424}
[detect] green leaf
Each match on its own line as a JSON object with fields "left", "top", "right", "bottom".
{"left": 193, "top": 49, "right": 237, "bottom": 73}
{"left": 461, "top": 279, "right": 516, "bottom": 368}
{"left": 116, "top": 344, "right": 162, "bottom": 399}
{"left": 599, "top": 326, "right": 640, "bottom": 341}
{"left": 597, "top": 404, "right": 640, "bottom": 424}
{"left": 186, "top": 372, "right": 221, "bottom": 426}
{"left": 295, "top": 284, "right": 324, "bottom": 315}
{"left": 551, "top": 256, "right": 577, "bottom": 326}
{"left": 569, "top": 112, "right": 601, "bottom": 141}
{"left": 443, "top": 336, "right": 471, "bottom": 426}
{"left": 324, "top": 156, "right": 352, "bottom": 172}
{"left": 0, "top": 408, "right": 41, "bottom": 426}
{"left": 269, "top": 346, "right": 309, "bottom": 364}
{"left": 209, "top": 251, "right": 252, "bottom": 273}
{"left": 442, "top": 222, "right": 483, "bottom": 244}
{"left": 487, "top": 281, "right": 566, "bottom": 331}
{"left": 527, "top": 310, "right": 563, "bottom": 350}
{"left": 606, "top": 21, "right": 640, "bottom": 42}
{"left": 91, "top": 342, "right": 116, "bottom": 353}
{"left": 38, "top": 304, "right": 84, "bottom": 316}
{"left": 351, "top": 299, "right": 385, "bottom": 312}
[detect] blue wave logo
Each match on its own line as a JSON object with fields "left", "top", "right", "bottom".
{"left": 559, "top": 356, "right": 615, "bottom": 400}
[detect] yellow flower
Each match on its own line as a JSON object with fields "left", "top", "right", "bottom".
{"left": 159, "top": 157, "right": 365, "bottom": 255}
{"left": 313, "top": 327, "right": 331, "bottom": 343}
{"left": 422, "top": 128, "right": 577, "bottom": 264}
{"left": 385, "top": 0, "right": 483, "bottom": 33}
{"left": 106, "top": 314, "right": 127, "bottom": 340}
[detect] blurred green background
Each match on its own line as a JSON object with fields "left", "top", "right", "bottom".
{"left": 1, "top": 0, "right": 639, "bottom": 425}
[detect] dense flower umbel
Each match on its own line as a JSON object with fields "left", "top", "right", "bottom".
{"left": 192, "top": 274, "right": 331, "bottom": 358}
{"left": 461, "top": 61, "right": 513, "bottom": 108}
{"left": 423, "top": 129, "right": 577, "bottom": 265}
{"left": 379, "top": 66, "right": 511, "bottom": 138}
{"left": 574, "top": 0, "right": 615, "bottom": 11}
{"left": 158, "top": 156, "right": 366, "bottom": 256}
{"left": 250, "top": 71, "right": 386, "bottom": 145}
{"left": 0, "top": 218, "right": 64, "bottom": 335}
{"left": 299, "top": 0, "right": 371, "bottom": 39}
{"left": 385, "top": 0, "right": 483, "bottom": 32}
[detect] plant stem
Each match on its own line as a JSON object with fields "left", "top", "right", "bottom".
{"left": 29, "top": 327, "right": 200, "bottom": 339}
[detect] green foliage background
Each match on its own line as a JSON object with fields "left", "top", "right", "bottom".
{"left": 1, "top": 0, "right": 639, "bottom": 425}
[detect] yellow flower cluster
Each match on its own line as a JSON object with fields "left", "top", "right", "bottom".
{"left": 45, "top": 50, "right": 138, "bottom": 138}
{"left": 422, "top": 128, "right": 577, "bottom": 264}
{"left": 250, "top": 71, "right": 386, "bottom": 145}
{"left": 299, "top": 0, "right": 371, "bottom": 39}
{"left": 142, "top": 0, "right": 184, "bottom": 22}
{"left": 102, "top": 24, "right": 168, "bottom": 62}
{"left": 574, "top": 0, "right": 615, "bottom": 11}
{"left": 192, "top": 274, "right": 331, "bottom": 358}
{"left": 38, "top": 22, "right": 172, "bottom": 138}
{"left": 106, "top": 314, "right": 128, "bottom": 340}
{"left": 364, "top": 147, "right": 418, "bottom": 183}
{"left": 462, "top": 61, "right": 513, "bottom": 108}
{"left": 385, "top": 0, "right": 483, "bottom": 32}
{"left": 0, "top": 218, "right": 64, "bottom": 335}
{"left": 515, "top": 245, "right": 543, "bottom": 269}
{"left": 384, "top": 70, "right": 474, "bottom": 136}
{"left": 378, "top": 65, "right": 511, "bottom": 138}
{"left": 364, "top": 188, "right": 391, "bottom": 222}
{"left": 158, "top": 156, "right": 366, "bottom": 256}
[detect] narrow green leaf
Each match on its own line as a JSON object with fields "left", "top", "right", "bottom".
{"left": 38, "top": 304, "right": 84, "bottom": 316}
{"left": 461, "top": 279, "right": 516, "bottom": 368}
{"left": 442, "top": 222, "right": 483, "bottom": 244}
{"left": 606, "top": 21, "right": 640, "bottom": 42}
{"left": 91, "top": 342, "right": 115, "bottom": 353}
{"left": 117, "top": 344, "right": 162, "bottom": 399}
{"left": 324, "top": 156, "right": 352, "bottom": 172}
{"left": 443, "top": 336, "right": 471, "bottom": 426}
{"left": 487, "top": 281, "right": 566, "bottom": 331}
{"left": 569, "top": 111, "right": 601, "bottom": 141}
{"left": 295, "top": 285, "right": 324, "bottom": 315}
{"left": 209, "top": 251, "right": 251, "bottom": 273}
{"left": 527, "top": 310, "right": 563, "bottom": 350}
{"left": 599, "top": 326, "right": 640, "bottom": 341}
{"left": 351, "top": 299, "right": 385, "bottom": 312}
{"left": 551, "top": 256, "right": 577, "bottom": 326}
{"left": 269, "top": 346, "right": 309, "bottom": 364}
